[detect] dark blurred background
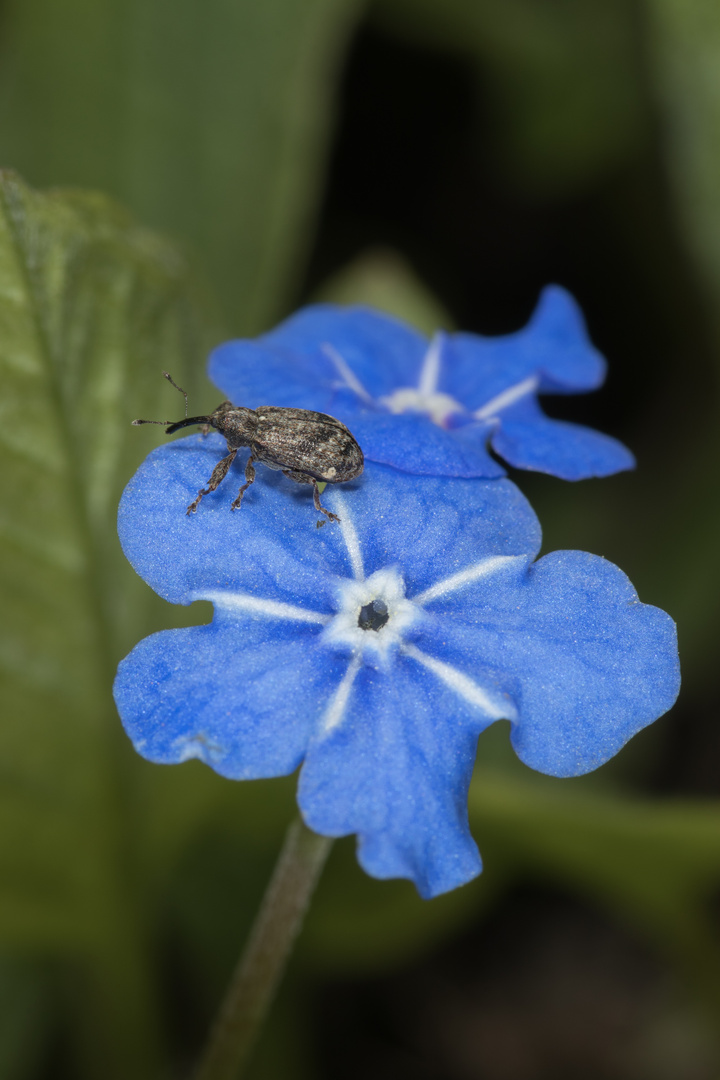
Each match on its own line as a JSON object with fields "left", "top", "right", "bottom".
{"left": 1, "top": 1, "right": 719, "bottom": 1077}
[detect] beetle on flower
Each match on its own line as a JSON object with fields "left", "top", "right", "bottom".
{"left": 113, "top": 442, "right": 679, "bottom": 899}
{"left": 208, "top": 285, "right": 635, "bottom": 483}
{"left": 132, "top": 373, "right": 364, "bottom": 523}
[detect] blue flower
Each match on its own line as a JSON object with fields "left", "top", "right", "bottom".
{"left": 209, "top": 286, "right": 634, "bottom": 482}
{"left": 113, "top": 438, "right": 679, "bottom": 898}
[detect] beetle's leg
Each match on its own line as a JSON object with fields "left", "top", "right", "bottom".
{"left": 231, "top": 455, "right": 256, "bottom": 510}
{"left": 281, "top": 468, "right": 340, "bottom": 522}
{"left": 312, "top": 480, "right": 340, "bottom": 523}
{"left": 187, "top": 448, "right": 237, "bottom": 514}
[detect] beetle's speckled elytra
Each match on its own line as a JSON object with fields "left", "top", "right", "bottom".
{"left": 133, "top": 373, "right": 364, "bottom": 522}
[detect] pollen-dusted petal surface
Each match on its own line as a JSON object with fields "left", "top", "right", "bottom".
{"left": 208, "top": 286, "right": 634, "bottom": 481}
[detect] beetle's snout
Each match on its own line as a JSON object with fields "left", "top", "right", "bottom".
{"left": 165, "top": 415, "right": 214, "bottom": 435}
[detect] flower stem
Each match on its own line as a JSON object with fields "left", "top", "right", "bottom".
{"left": 193, "top": 815, "right": 333, "bottom": 1080}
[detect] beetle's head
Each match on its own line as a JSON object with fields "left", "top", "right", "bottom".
{"left": 133, "top": 372, "right": 221, "bottom": 435}
{"left": 132, "top": 373, "right": 258, "bottom": 445}
{"left": 208, "top": 403, "right": 257, "bottom": 446}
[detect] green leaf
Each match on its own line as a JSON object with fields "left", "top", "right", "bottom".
{"left": 0, "top": 169, "right": 215, "bottom": 1076}
{"left": 0, "top": 0, "right": 364, "bottom": 332}
{"left": 646, "top": 0, "right": 720, "bottom": 310}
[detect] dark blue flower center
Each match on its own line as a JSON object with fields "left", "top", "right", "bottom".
{"left": 358, "top": 598, "right": 389, "bottom": 632}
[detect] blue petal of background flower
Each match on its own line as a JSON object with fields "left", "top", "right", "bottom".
{"left": 208, "top": 285, "right": 635, "bottom": 481}
{"left": 114, "top": 441, "right": 678, "bottom": 897}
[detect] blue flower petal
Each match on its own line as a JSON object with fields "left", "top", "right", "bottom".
{"left": 340, "top": 412, "right": 504, "bottom": 478}
{"left": 442, "top": 286, "right": 606, "bottom": 406}
{"left": 528, "top": 286, "right": 607, "bottom": 390}
{"left": 506, "top": 551, "right": 680, "bottom": 775}
{"left": 298, "top": 658, "right": 488, "bottom": 899}
{"left": 209, "top": 304, "right": 426, "bottom": 407}
{"left": 116, "top": 444, "right": 679, "bottom": 897}
{"left": 415, "top": 550, "right": 680, "bottom": 776}
{"left": 489, "top": 398, "right": 636, "bottom": 479}
{"left": 114, "top": 618, "right": 334, "bottom": 779}
{"left": 529, "top": 286, "right": 607, "bottom": 390}
{"left": 210, "top": 340, "right": 328, "bottom": 410}
{"left": 117, "top": 432, "right": 359, "bottom": 608}
{"left": 207, "top": 287, "right": 631, "bottom": 481}
{"left": 118, "top": 444, "right": 541, "bottom": 605}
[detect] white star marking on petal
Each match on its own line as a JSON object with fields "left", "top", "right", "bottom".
{"left": 401, "top": 643, "right": 516, "bottom": 721}
{"left": 172, "top": 731, "right": 225, "bottom": 763}
{"left": 322, "top": 338, "right": 540, "bottom": 431}
{"left": 378, "top": 386, "right": 465, "bottom": 426}
{"left": 413, "top": 556, "right": 525, "bottom": 606}
{"left": 197, "top": 591, "right": 330, "bottom": 623}
{"left": 322, "top": 343, "right": 375, "bottom": 406}
{"left": 473, "top": 375, "right": 540, "bottom": 422}
{"left": 418, "top": 333, "right": 443, "bottom": 395}
{"left": 321, "top": 655, "right": 362, "bottom": 734}
{"left": 327, "top": 490, "right": 364, "bottom": 580}
{"left": 378, "top": 334, "right": 465, "bottom": 426}
{"left": 323, "top": 566, "right": 421, "bottom": 665}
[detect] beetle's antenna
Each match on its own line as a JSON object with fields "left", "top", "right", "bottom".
{"left": 132, "top": 370, "right": 193, "bottom": 426}
{"left": 162, "top": 371, "right": 188, "bottom": 416}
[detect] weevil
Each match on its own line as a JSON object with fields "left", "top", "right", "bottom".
{"left": 133, "top": 373, "right": 364, "bottom": 522}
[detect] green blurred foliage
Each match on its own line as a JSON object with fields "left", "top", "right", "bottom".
{"left": 0, "top": 170, "right": 214, "bottom": 1079}
{"left": 647, "top": 0, "right": 720, "bottom": 319}
{"left": 371, "top": 0, "right": 649, "bottom": 196}
{"left": 468, "top": 771, "right": 720, "bottom": 1011}
{"left": 0, "top": 0, "right": 364, "bottom": 333}
{"left": 0, "top": 0, "right": 720, "bottom": 1075}
{"left": 0, "top": 958, "right": 50, "bottom": 1080}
